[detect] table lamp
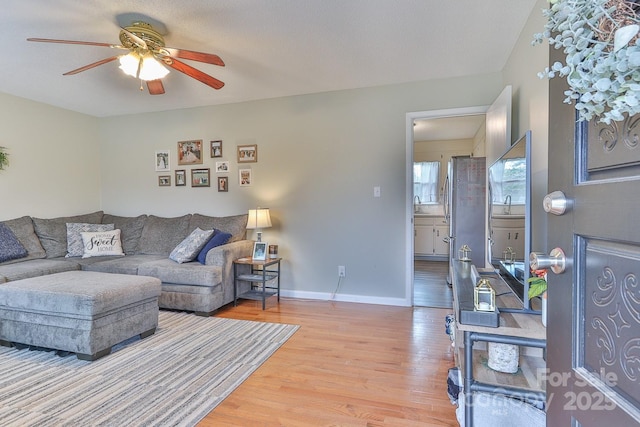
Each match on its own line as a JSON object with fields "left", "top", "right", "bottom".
{"left": 247, "top": 208, "right": 272, "bottom": 242}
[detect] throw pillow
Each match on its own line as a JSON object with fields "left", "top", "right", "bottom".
{"left": 0, "top": 223, "right": 28, "bottom": 263}
{"left": 66, "top": 222, "right": 114, "bottom": 257}
{"left": 189, "top": 213, "right": 248, "bottom": 243}
{"left": 197, "top": 230, "right": 232, "bottom": 264}
{"left": 1, "top": 216, "right": 46, "bottom": 263}
{"left": 81, "top": 229, "right": 125, "bottom": 258}
{"left": 169, "top": 227, "right": 215, "bottom": 264}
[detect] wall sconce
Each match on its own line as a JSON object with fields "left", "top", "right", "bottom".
{"left": 474, "top": 278, "right": 496, "bottom": 312}
{"left": 246, "top": 208, "right": 272, "bottom": 242}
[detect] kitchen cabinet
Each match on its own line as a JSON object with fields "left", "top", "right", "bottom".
{"left": 414, "top": 216, "right": 449, "bottom": 257}
{"left": 490, "top": 216, "right": 525, "bottom": 261}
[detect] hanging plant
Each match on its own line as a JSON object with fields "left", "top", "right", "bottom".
{"left": 0, "top": 147, "right": 8, "bottom": 170}
{"left": 533, "top": 0, "right": 640, "bottom": 123}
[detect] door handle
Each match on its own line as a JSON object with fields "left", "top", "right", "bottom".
{"left": 530, "top": 248, "right": 567, "bottom": 274}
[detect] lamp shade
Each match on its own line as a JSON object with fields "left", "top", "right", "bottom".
{"left": 247, "top": 208, "right": 272, "bottom": 230}
{"left": 119, "top": 52, "right": 169, "bottom": 81}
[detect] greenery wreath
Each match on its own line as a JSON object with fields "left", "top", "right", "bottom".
{"left": 533, "top": 0, "right": 640, "bottom": 123}
{"left": 0, "top": 147, "right": 8, "bottom": 170}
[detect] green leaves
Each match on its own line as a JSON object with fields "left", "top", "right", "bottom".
{"left": 0, "top": 147, "right": 8, "bottom": 171}
{"left": 527, "top": 276, "right": 547, "bottom": 300}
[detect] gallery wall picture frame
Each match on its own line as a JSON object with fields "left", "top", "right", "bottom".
{"left": 239, "top": 168, "right": 252, "bottom": 187}
{"left": 210, "top": 140, "right": 223, "bottom": 158}
{"left": 191, "top": 168, "right": 210, "bottom": 187}
{"left": 155, "top": 150, "right": 170, "bottom": 172}
{"left": 158, "top": 175, "right": 171, "bottom": 186}
{"left": 252, "top": 241, "right": 268, "bottom": 261}
{"left": 237, "top": 144, "right": 257, "bottom": 163}
{"left": 217, "top": 176, "right": 228, "bottom": 192}
{"left": 177, "top": 140, "right": 203, "bottom": 165}
{"left": 215, "top": 161, "right": 230, "bottom": 173}
{"left": 175, "top": 169, "right": 186, "bottom": 186}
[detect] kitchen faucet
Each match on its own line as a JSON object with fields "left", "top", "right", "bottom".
{"left": 503, "top": 195, "right": 511, "bottom": 214}
{"left": 414, "top": 195, "right": 421, "bottom": 212}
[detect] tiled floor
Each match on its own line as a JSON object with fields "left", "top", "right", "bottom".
{"left": 413, "top": 259, "right": 453, "bottom": 308}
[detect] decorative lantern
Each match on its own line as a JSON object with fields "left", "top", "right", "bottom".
{"left": 474, "top": 278, "right": 496, "bottom": 312}
{"left": 502, "top": 247, "right": 515, "bottom": 264}
{"left": 459, "top": 244, "right": 472, "bottom": 261}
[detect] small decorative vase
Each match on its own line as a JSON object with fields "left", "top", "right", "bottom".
{"left": 541, "top": 291, "right": 547, "bottom": 328}
{"left": 488, "top": 342, "right": 519, "bottom": 373}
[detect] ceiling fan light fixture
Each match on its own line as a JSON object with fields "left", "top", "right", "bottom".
{"left": 118, "top": 52, "right": 169, "bottom": 81}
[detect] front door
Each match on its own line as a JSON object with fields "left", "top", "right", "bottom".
{"left": 546, "top": 49, "right": 640, "bottom": 424}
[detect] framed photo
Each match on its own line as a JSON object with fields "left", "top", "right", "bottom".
{"left": 215, "top": 161, "right": 230, "bottom": 173}
{"left": 210, "top": 140, "right": 223, "bottom": 158}
{"left": 191, "top": 168, "right": 210, "bottom": 187}
{"left": 252, "top": 241, "right": 268, "bottom": 261}
{"left": 237, "top": 144, "right": 257, "bottom": 163}
{"left": 177, "top": 140, "right": 203, "bottom": 165}
{"left": 175, "top": 169, "right": 186, "bottom": 186}
{"left": 217, "top": 176, "right": 228, "bottom": 192}
{"left": 239, "top": 168, "right": 252, "bottom": 187}
{"left": 155, "top": 150, "right": 170, "bottom": 172}
{"left": 158, "top": 175, "right": 171, "bottom": 186}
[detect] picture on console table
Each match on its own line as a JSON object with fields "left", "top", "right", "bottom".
{"left": 155, "top": 150, "right": 170, "bottom": 172}
{"left": 191, "top": 168, "right": 210, "bottom": 187}
{"left": 252, "top": 241, "right": 268, "bottom": 261}
{"left": 177, "top": 140, "right": 203, "bottom": 165}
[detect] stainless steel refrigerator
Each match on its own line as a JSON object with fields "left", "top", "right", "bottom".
{"left": 444, "top": 156, "right": 486, "bottom": 280}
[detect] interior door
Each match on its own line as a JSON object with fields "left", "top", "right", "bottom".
{"left": 546, "top": 48, "right": 640, "bottom": 424}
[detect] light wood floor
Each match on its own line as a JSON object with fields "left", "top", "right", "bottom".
{"left": 414, "top": 260, "right": 453, "bottom": 309}
{"left": 198, "top": 299, "right": 458, "bottom": 426}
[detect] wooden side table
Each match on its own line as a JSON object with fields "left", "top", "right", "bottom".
{"left": 233, "top": 257, "right": 281, "bottom": 310}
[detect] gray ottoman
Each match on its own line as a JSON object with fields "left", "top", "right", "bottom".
{"left": 0, "top": 271, "right": 161, "bottom": 361}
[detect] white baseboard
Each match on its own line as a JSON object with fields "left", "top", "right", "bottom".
{"left": 280, "top": 289, "right": 410, "bottom": 307}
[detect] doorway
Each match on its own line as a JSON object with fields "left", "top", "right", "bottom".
{"left": 405, "top": 107, "right": 488, "bottom": 307}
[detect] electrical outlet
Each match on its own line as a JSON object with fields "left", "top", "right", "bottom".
{"left": 338, "top": 265, "right": 346, "bottom": 277}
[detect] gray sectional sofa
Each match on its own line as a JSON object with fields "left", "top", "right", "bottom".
{"left": 0, "top": 211, "right": 254, "bottom": 316}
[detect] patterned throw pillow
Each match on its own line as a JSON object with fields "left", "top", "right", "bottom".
{"left": 0, "top": 223, "right": 28, "bottom": 263}
{"left": 80, "top": 229, "right": 125, "bottom": 258}
{"left": 66, "top": 223, "right": 114, "bottom": 257}
{"left": 169, "top": 228, "right": 215, "bottom": 264}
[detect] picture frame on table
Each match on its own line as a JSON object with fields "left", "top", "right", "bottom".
{"left": 158, "top": 175, "right": 171, "bottom": 186}
{"left": 252, "top": 241, "right": 268, "bottom": 261}
{"left": 210, "top": 140, "right": 223, "bottom": 158}
{"left": 155, "top": 150, "right": 170, "bottom": 172}
{"left": 239, "top": 168, "right": 252, "bottom": 187}
{"left": 175, "top": 169, "right": 186, "bottom": 186}
{"left": 191, "top": 168, "right": 210, "bottom": 187}
{"left": 177, "top": 140, "right": 203, "bottom": 165}
{"left": 217, "top": 176, "right": 228, "bottom": 192}
{"left": 216, "top": 161, "right": 229, "bottom": 173}
{"left": 237, "top": 144, "right": 257, "bottom": 163}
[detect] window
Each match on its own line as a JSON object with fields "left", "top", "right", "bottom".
{"left": 489, "top": 158, "right": 526, "bottom": 204}
{"left": 413, "top": 161, "right": 440, "bottom": 203}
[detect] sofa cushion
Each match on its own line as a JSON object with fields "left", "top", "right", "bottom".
{"left": 66, "top": 222, "right": 114, "bottom": 257}
{"left": 0, "top": 216, "right": 46, "bottom": 264}
{"left": 102, "top": 214, "right": 147, "bottom": 255}
{"left": 138, "top": 259, "right": 222, "bottom": 287}
{"left": 32, "top": 211, "right": 104, "bottom": 258}
{"left": 136, "top": 214, "right": 192, "bottom": 255}
{"left": 197, "top": 230, "right": 232, "bottom": 264}
{"left": 189, "top": 213, "right": 248, "bottom": 243}
{"left": 0, "top": 258, "right": 80, "bottom": 282}
{"left": 169, "top": 227, "right": 214, "bottom": 264}
{"left": 81, "top": 229, "right": 125, "bottom": 258}
{"left": 82, "top": 254, "right": 165, "bottom": 275}
{"left": 0, "top": 223, "right": 28, "bottom": 263}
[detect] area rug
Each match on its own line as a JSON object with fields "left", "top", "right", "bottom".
{"left": 0, "top": 311, "right": 299, "bottom": 426}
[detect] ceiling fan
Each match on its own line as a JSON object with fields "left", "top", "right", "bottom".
{"left": 27, "top": 21, "right": 225, "bottom": 95}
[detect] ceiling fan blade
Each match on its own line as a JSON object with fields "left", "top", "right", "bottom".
{"left": 147, "top": 79, "right": 165, "bottom": 95}
{"left": 165, "top": 58, "right": 224, "bottom": 90}
{"left": 27, "top": 38, "right": 126, "bottom": 50}
{"left": 163, "top": 47, "right": 225, "bottom": 66}
{"left": 63, "top": 56, "right": 119, "bottom": 75}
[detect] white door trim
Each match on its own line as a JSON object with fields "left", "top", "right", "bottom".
{"left": 405, "top": 106, "right": 489, "bottom": 306}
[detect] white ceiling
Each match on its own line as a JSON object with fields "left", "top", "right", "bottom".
{"left": 0, "top": 0, "right": 538, "bottom": 118}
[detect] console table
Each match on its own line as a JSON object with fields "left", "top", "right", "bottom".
{"left": 233, "top": 257, "right": 281, "bottom": 310}
{"left": 451, "top": 260, "right": 546, "bottom": 426}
